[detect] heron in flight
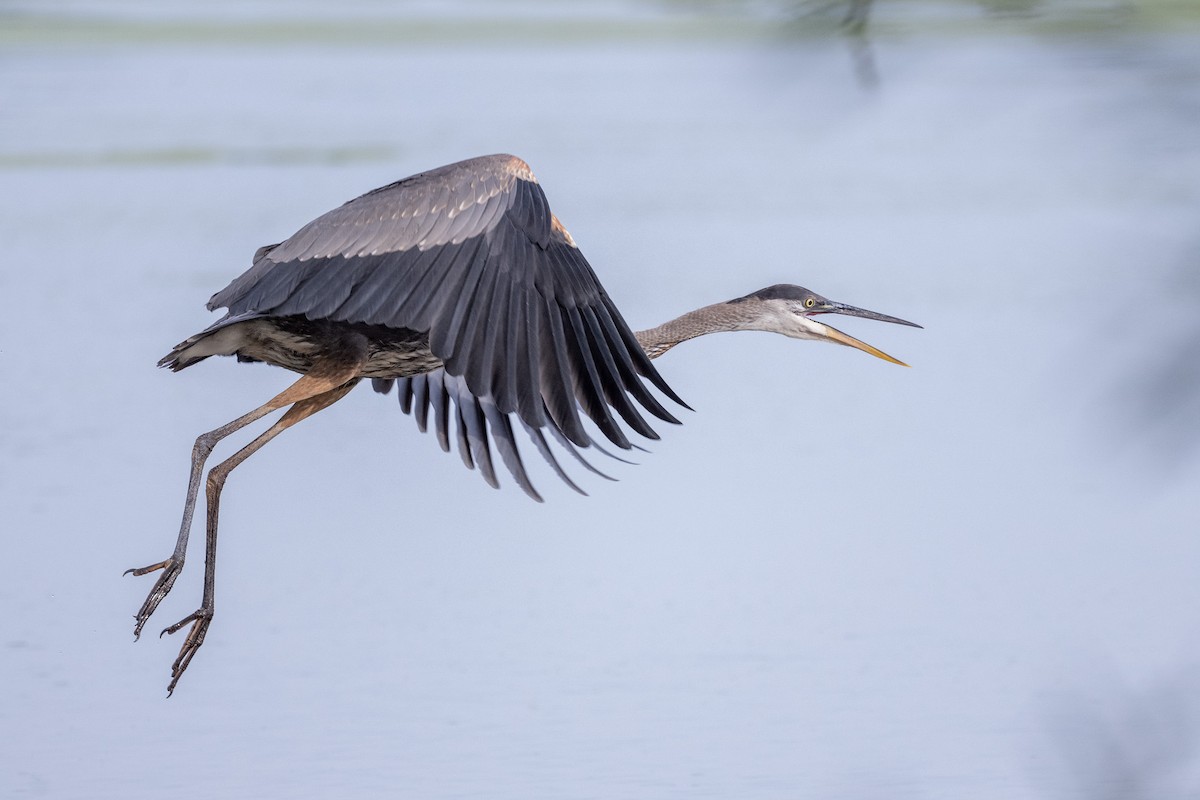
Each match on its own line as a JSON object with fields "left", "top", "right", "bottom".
{"left": 128, "top": 154, "right": 920, "bottom": 694}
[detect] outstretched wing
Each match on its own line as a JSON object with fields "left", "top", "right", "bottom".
{"left": 209, "top": 154, "right": 685, "bottom": 466}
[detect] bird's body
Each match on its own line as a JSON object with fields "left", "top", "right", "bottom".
{"left": 129, "top": 154, "right": 920, "bottom": 694}
{"left": 165, "top": 315, "right": 443, "bottom": 378}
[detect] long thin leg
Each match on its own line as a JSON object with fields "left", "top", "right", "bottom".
{"left": 126, "top": 404, "right": 280, "bottom": 638}
{"left": 160, "top": 379, "right": 359, "bottom": 695}
{"left": 126, "top": 358, "right": 369, "bottom": 638}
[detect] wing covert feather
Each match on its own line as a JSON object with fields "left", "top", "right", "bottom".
{"left": 208, "top": 154, "right": 684, "bottom": 497}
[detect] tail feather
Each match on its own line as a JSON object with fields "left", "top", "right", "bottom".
{"left": 158, "top": 312, "right": 263, "bottom": 371}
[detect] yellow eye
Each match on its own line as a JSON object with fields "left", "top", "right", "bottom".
{"left": 804, "top": 298, "right": 816, "bottom": 308}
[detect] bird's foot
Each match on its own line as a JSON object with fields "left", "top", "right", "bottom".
{"left": 160, "top": 608, "right": 212, "bottom": 697}
{"left": 125, "top": 557, "right": 183, "bottom": 640}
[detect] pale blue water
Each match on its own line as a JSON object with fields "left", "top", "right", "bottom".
{"left": 2, "top": 3, "right": 1199, "bottom": 798}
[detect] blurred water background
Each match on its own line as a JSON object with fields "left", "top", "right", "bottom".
{"left": 2, "top": 1, "right": 1199, "bottom": 798}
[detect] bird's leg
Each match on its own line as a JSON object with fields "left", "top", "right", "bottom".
{"left": 128, "top": 338, "right": 370, "bottom": 656}
{"left": 126, "top": 405, "right": 283, "bottom": 639}
{"left": 161, "top": 378, "right": 360, "bottom": 695}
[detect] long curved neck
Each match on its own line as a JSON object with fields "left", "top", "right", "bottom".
{"left": 635, "top": 301, "right": 758, "bottom": 360}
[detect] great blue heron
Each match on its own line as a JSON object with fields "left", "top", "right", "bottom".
{"left": 128, "top": 154, "right": 920, "bottom": 694}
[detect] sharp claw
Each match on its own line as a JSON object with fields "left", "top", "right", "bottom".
{"left": 159, "top": 610, "right": 212, "bottom": 696}
{"left": 125, "top": 559, "right": 171, "bottom": 577}
{"left": 128, "top": 557, "right": 184, "bottom": 640}
{"left": 129, "top": 553, "right": 212, "bottom": 694}
{"left": 160, "top": 612, "right": 197, "bottom": 637}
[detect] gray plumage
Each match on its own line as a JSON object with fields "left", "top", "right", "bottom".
{"left": 163, "top": 154, "right": 693, "bottom": 500}
{"left": 132, "top": 154, "right": 921, "bottom": 694}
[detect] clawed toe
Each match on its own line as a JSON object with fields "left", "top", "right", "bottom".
{"left": 127, "top": 555, "right": 213, "bottom": 694}
{"left": 126, "top": 557, "right": 183, "bottom": 640}
{"left": 124, "top": 559, "right": 171, "bottom": 577}
{"left": 161, "top": 609, "right": 212, "bottom": 696}
{"left": 160, "top": 609, "right": 206, "bottom": 638}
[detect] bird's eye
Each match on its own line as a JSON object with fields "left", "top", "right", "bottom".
{"left": 804, "top": 298, "right": 816, "bottom": 308}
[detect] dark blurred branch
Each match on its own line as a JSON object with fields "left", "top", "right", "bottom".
{"left": 1114, "top": 241, "right": 1200, "bottom": 466}
{"left": 842, "top": 0, "right": 878, "bottom": 90}
{"left": 1045, "top": 669, "right": 1200, "bottom": 799}
{"left": 842, "top": 0, "right": 873, "bottom": 31}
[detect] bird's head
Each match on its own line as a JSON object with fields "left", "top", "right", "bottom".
{"left": 730, "top": 284, "right": 922, "bottom": 366}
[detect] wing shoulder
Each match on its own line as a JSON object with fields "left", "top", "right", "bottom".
{"left": 208, "top": 154, "right": 542, "bottom": 313}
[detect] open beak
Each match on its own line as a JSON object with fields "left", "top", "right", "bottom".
{"left": 808, "top": 301, "right": 922, "bottom": 367}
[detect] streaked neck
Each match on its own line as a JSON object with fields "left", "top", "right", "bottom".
{"left": 635, "top": 302, "right": 756, "bottom": 360}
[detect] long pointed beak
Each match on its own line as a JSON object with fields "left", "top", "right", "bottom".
{"left": 808, "top": 301, "right": 922, "bottom": 367}
{"left": 821, "top": 302, "right": 923, "bottom": 329}
{"left": 811, "top": 320, "right": 911, "bottom": 366}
